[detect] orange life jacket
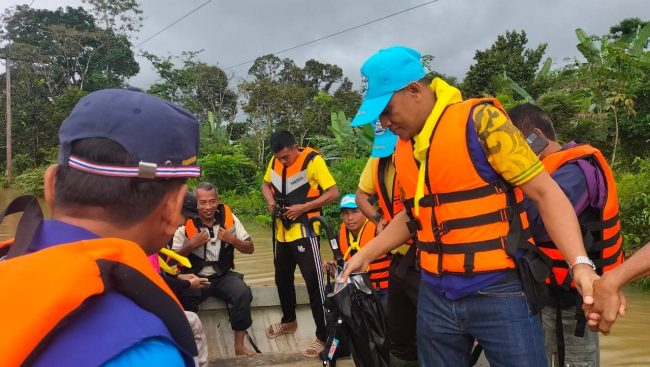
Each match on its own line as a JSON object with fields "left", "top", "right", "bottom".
{"left": 269, "top": 147, "right": 323, "bottom": 224}
{"left": 395, "top": 98, "right": 534, "bottom": 276}
{"left": 185, "top": 203, "right": 234, "bottom": 237}
{"left": 538, "top": 145, "right": 624, "bottom": 289}
{"left": 183, "top": 203, "right": 236, "bottom": 275}
{"left": 338, "top": 220, "right": 390, "bottom": 290}
{"left": 0, "top": 238, "right": 196, "bottom": 366}
{"left": 372, "top": 156, "right": 405, "bottom": 222}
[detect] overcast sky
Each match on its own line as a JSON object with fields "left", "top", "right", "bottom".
{"left": 2, "top": 0, "right": 649, "bottom": 91}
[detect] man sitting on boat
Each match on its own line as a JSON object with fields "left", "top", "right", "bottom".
{"left": 172, "top": 182, "right": 257, "bottom": 356}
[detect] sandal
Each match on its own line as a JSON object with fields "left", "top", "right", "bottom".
{"left": 265, "top": 322, "right": 296, "bottom": 339}
{"left": 302, "top": 339, "right": 325, "bottom": 358}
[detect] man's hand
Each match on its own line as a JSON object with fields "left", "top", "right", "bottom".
{"left": 178, "top": 273, "right": 210, "bottom": 289}
{"left": 284, "top": 203, "right": 308, "bottom": 221}
{"left": 585, "top": 272, "right": 627, "bottom": 335}
{"left": 338, "top": 249, "right": 370, "bottom": 283}
{"left": 266, "top": 200, "right": 276, "bottom": 214}
{"left": 375, "top": 218, "right": 389, "bottom": 235}
{"left": 322, "top": 260, "right": 337, "bottom": 276}
{"left": 186, "top": 230, "right": 209, "bottom": 249}
{"left": 572, "top": 264, "right": 600, "bottom": 311}
{"left": 217, "top": 227, "right": 235, "bottom": 244}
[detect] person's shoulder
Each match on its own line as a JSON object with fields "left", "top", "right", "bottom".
{"left": 173, "top": 224, "right": 187, "bottom": 238}
{"left": 103, "top": 338, "right": 185, "bottom": 367}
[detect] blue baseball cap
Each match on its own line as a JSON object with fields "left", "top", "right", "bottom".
{"left": 339, "top": 194, "right": 358, "bottom": 210}
{"left": 58, "top": 88, "right": 201, "bottom": 179}
{"left": 370, "top": 120, "right": 398, "bottom": 158}
{"left": 351, "top": 46, "right": 426, "bottom": 127}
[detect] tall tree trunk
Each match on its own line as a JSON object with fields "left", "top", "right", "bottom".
{"left": 611, "top": 108, "right": 619, "bottom": 165}
{"left": 5, "top": 55, "right": 13, "bottom": 184}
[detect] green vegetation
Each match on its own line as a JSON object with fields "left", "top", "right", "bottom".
{"left": 1, "top": 4, "right": 648, "bottom": 273}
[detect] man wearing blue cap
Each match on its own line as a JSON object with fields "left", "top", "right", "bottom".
{"left": 354, "top": 121, "right": 419, "bottom": 367}
{"left": 341, "top": 46, "right": 600, "bottom": 366}
{"left": 0, "top": 88, "right": 201, "bottom": 366}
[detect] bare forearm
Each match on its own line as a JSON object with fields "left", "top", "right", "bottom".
{"left": 175, "top": 240, "right": 197, "bottom": 256}
{"left": 356, "top": 188, "right": 380, "bottom": 224}
{"left": 231, "top": 238, "right": 254, "bottom": 254}
{"left": 262, "top": 182, "right": 275, "bottom": 204}
{"left": 608, "top": 242, "right": 650, "bottom": 289}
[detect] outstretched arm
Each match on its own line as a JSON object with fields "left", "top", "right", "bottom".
{"left": 586, "top": 242, "right": 650, "bottom": 334}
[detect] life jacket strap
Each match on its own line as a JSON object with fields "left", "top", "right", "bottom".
{"left": 416, "top": 236, "right": 507, "bottom": 255}
{"left": 590, "top": 232, "right": 621, "bottom": 252}
{"left": 418, "top": 181, "right": 508, "bottom": 207}
{"left": 582, "top": 214, "right": 619, "bottom": 232}
{"left": 432, "top": 207, "right": 516, "bottom": 236}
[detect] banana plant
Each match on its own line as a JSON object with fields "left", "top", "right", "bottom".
{"left": 311, "top": 110, "right": 373, "bottom": 160}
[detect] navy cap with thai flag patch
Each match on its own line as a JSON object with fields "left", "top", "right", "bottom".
{"left": 58, "top": 87, "right": 201, "bottom": 179}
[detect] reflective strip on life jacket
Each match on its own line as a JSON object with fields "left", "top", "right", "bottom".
{"left": 394, "top": 98, "right": 534, "bottom": 276}
{"left": 270, "top": 147, "right": 323, "bottom": 223}
{"left": 338, "top": 220, "right": 390, "bottom": 290}
{"left": 538, "top": 145, "right": 624, "bottom": 289}
{"left": 0, "top": 238, "right": 196, "bottom": 366}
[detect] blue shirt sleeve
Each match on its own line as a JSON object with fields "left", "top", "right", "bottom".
{"left": 522, "top": 162, "right": 588, "bottom": 241}
{"left": 102, "top": 337, "right": 186, "bottom": 367}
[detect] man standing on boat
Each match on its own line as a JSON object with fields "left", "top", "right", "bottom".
{"left": 262, "top": 130, "right": 340, "bottom": 358}
{"left": 172, "top": 182, "right": 257, "bottom": 356}
{"left": 354, "top": 122, "right": 420, "bottom": 367}
{"left": 509, "top": 103, "right": 624, "bottom": 366}
{"left": 340, "top": 46, "right": 600, "bottom": 366}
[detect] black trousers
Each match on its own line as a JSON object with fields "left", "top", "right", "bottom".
{"left": 388, "top": 253, "right": 421, "bottom": 361}
{"left": 275, "top": 236, "right": 327, "bottom": 341}
{"left": 178, "top": 270, "right": 253, "bottom": 331}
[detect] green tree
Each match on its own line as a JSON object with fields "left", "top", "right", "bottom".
{"left": 1, "top": 5, "right": 139, "bottom": 93}
{"left": 462, "top": 30, "right": 547, "bottom": 98}
{"left": 240, "top": 54, "right": 361, "bottom": 167}
{"left": 144, "top": 51, "right": 238, "bottom": 124}
{"left": 570, "top": 25, "right": 650, "bottom": 163}
{"left": 609, "top": 17, "right": 650, "bottom": 43}
{"left": 421, "top": 54, "right": 459, "bottom": 86}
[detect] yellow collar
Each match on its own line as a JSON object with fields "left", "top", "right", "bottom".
{"left": 412, "top": 78, "right": 462, "bottom": 215}
{"left": 344, "top": 219, "right": 369, "bottom": 259}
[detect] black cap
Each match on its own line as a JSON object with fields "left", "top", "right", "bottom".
{"left": 181, "top": 192, "right": 198, "bottom": 218}
{"left": 58, "top": 88, "right": 201, "bottom": 179}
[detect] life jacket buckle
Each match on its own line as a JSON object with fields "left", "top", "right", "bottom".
{"left": 499, "top": 236, "right": 507, "bottom": 249}
{"left": 493, "top": 181, "right": 507, "bottom": 194}
{"left": 406, "top": 218, "right": 421, "bottom": 234}
{"left": 418, "top": 195, "right": 437, "bottom": 207}
{"left": 433, "top": 221, "right": 449, "bottom": 237}
{"left": 499, "top": 208, "right": 510, "bottom": 222}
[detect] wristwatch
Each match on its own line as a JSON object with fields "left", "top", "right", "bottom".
{"left": 568, "top": 256, "right": 596, "bottom": 278}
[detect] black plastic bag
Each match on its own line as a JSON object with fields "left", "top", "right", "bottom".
{"left": 307, "top": 216, "right": 389, "bottom": 367}
{"left": 330, "top": 272, "right": 390, "bottom": 367}
{"left": 319, "top": 281, "right": 351, "bottom": 366}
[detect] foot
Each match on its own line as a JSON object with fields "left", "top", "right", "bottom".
{"left": 265, "top": 320, "right": 298, "bottom": 338}
{"left": 235, "top": 345, "right": 258, "bottom": 357}
{"left": 302, "top": 339, "right": 326, "bottom": 358}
